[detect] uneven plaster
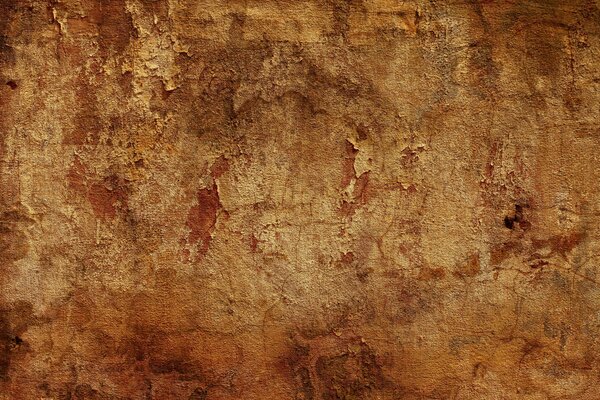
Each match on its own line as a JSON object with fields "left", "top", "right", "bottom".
{"left": 1, "top": 0, "right": 600, "bottom": 399}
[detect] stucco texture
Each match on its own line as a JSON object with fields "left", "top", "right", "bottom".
{"left": 1, "top": 0, "right": 600, "bottom": 399}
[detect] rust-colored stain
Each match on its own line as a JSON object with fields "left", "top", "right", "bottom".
{"left": 1, "top": 0, "right": 600, "bottom": 399}
{"left": 185, "top": 183, "right": 220, "bottom": 259}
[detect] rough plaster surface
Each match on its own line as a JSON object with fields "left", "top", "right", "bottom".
{"left": 1, "top": 0, "right": 600, "bottom": 399}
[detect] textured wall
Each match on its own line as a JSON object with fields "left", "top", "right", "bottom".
{"left": 1, "top": 0, "right": 600, "bottom": 399}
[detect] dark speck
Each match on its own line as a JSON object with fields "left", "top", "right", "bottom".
{"left": 6, "top": 80, "right": 16, "bottom": 90}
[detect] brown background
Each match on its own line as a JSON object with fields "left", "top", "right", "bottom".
{"left": 1, "top": 0, "right": 600, "bottom": 398}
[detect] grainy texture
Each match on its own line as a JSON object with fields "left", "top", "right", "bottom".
{"left": 1, "top": 0, "right": 600, "bottom": 399}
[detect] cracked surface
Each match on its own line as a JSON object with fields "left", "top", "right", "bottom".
{"left": 1, "top": 0, "right": 600, "bottom": 399}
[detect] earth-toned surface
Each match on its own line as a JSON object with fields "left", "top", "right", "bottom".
{"left": 1, "top": 0, "right": 600, "bottom": 398}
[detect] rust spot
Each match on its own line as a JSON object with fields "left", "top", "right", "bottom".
{"left": 249, "top": 233, "right": 260, "bottom": 253}
{"left": 490, "top": 241, "right": 521, "bottom": 266}
{"left": 186, "top": 183, "right": 220, "bottom": 257}
{"left": 67, "top": 157, "right": 128, "bottom": 219}
{"left": 532, "top": 231, "right": 585, "bottom": 259}
{"left": 87, "top": 176, "right": 128, "bottom": 220}
{"left": 340, "top": 251, "right": 354, "bottom": 265}
{"left": 210, "top": 156, "right": 230, "bottom": 179}
{"left": 455, "top": 252, "right": 480, "bottom": 278}
{"left": 354, "top": 172, "right": 370, "bottom": 203}
{"left": 491, "top": 229, "right": 584, "bottom": 269}
{"left": 419, "top": 266, "right": 446, "bottom": 281}
{"left": 338, "top": 251, "right": 372, "bottom": 282}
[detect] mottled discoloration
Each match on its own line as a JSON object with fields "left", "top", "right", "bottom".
{"left": 0, "top": 0, "right": 600, "bottom": 399}
{"left": 185, "top": 183, "right": 220, "bottom": 259}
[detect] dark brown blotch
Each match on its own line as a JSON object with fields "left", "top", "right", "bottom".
{"left": 503, "top": 203, "right": 530, "bottom": 230}
{"left": 185, "top": 183, "right": 221, "bottom": 259}
{"left": 189, "top": 388, "right": 208, "bottom": 400}
{"left": 315, "top": 342, "right": 386, "bottom": 400}
{"left": 0, "top": 301, "right": 34, "bottom": 381}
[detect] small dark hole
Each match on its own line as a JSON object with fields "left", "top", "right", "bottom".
{"left": 6, "top": 81, "right": 17, "bottom": 90}
{"left": 13, "top": 336, "right": 22, "bottom": 345}
{"left": 504, "top": 216, "right": 514, "bottom": 229}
